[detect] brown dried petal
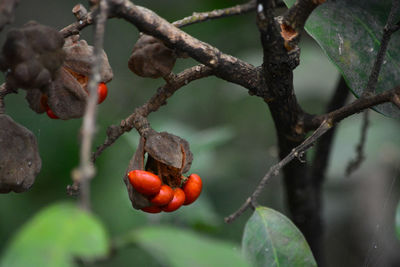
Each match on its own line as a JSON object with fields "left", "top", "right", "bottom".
{"left": 128, "top": 34, "right": 177, "bottom": 78}
{"left": 124, "top": 137, "right": 151, "bottom": 209}
{"left": 47, "top": 68, "right": 87, "bottom": 119}
{"left": 1, "top": 21, "right": 65, "bottom": 89}
{"left": 0, "top": 114, "right": 41, "bottom": 193}
{"left": 63, "top": 37, "right": 113, "bottom": 83}
{"left": 144, "top": 131, "right": 193, "bottom": 173}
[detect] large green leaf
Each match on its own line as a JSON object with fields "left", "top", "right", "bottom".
{"left": 118, "top": 226, "right": 251, "bottom": 267}
{"left": 0, "top": 202, "right": 109, "bottom": 267}
{"left": 396, "top": 200, "right": 400, "bottom": 240}
{"left": 242, "top": 206, "right": 316, "bottom": 267}
{"left": 283, "top": 0, "right": 400, "bottom": 118}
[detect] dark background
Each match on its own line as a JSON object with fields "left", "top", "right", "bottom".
{"left": 1, "top": 1, "right": 400, "bottom": 266}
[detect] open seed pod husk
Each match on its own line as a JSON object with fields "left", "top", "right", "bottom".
{"left": 25, "top": 88, "right": 47, "bottom": 114}
{"left": 46, "top": 68, "right": 88, "bottom": 119}
{"left": 128, "top": 34, "right": 177, "bottom": 78}
{"left": 0, "top": 21, "right": 65, "bottom": 90}
{"left": 124, "top": 131, "right": 193, "bottom": 210}
{"left": 63, "top": 35, "right": 113, "bottom": 83}
{"left": 0, "top": 114, "right": 41, "bottom": 193}
{"left": 124, "top": 137, "right": 151, "bottom": 209}
{"left": 25, "top": 35, "right": 114, "bottom": 119}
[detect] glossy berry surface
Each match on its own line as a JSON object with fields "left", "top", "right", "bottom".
{"left": 141, "top": 206, "right": 162, "bottom": 213}
{"left": 128, "top": 170, "right": 162, "bottom": 196}
{"left": 150, "top": 184, "right": 174, "bottom": 206}
{"left": 97, "top": 82, "right": 108, "bottom": 104}
{"left": 162, "top": 188, "right": 185, "bottom": 212}
{"left": 46, "top": 109, "right": 59, "bottom": 119}
{"left": 183, "top": 174, "right": 202, "bottom": 205}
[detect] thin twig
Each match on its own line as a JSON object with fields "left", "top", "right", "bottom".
{"left": 363, "top": 0, "right": 400, "bottom": 96}
{"left": 225, "top": 120, "right": 332, "bottom": 223}
{"left": 172, "top": 0, "right": 256, "bottom": 28}
{"left": 70, "top": 0, "right": 109, "bottom": 210}
{"left": 305, "top": 85, "right": 400, "bottom": 131}
{"left": 92, "top": 65, "right": 213, "bottom": 162}
{"left": 345, "top": 109, "right": 369, "bottom": 176}
{"left": 60, "top": 10, "right": 94, "bottom": 38}
{"left": 311, "top": 77, "right": 349, "bottom": 185}
{"left": 345, "top": 1, "right": 400, "bottom": 175}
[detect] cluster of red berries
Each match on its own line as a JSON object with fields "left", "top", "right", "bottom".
{"left": 43, "top": 82, "right": 108, "bottom": 119}
{"left": 128, "top": 170, "right": 202, "bottom": 213}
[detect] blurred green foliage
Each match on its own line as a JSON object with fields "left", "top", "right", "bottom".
{"left": 1, "top": 1, "right": 400, "bottom": 266}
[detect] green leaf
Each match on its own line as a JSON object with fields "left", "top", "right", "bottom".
{"left": 396, "top": 200, "right": 400, "bottom": 240}
{"left": 283, "top": 0, "right": 400, "bottom": 118}
{"left": 0, "top": 202, "right": 109, "bottom": 267}
{"left": 242, "top": 206, "right": 316, "bottom": 267}
{"left": 119, "top": 226, "right": 251, "bottom": 267}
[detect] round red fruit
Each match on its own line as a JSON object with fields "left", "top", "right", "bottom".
{"left": 183, "top": 174, "right": 202, "bottom": 205}
{"left": 46, "top": 109, "right": 59, "bottom": 119}
{"left": 128, "top": 170, "right": 162, "bottom": 196}
{"left": 150, "top": 184, "right": 174, "bottom": 206}
{"left": 141, "top": 206, "right": 162, "bottom": 213}
{"left": 97, "top": 82, "right": 108, "bottom": 104}
{"left": 162, "top": 188, "right": 185, "bottom": 212}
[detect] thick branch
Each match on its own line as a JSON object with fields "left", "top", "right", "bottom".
{"left": 92, "top": 65, "right": 213, "bottom": 161}
{"left": 110, "top": 0, "right": 263, "bottom": 96}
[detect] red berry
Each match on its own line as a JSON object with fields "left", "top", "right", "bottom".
{"left": 141, "top": 206, "right": 162, "bottom": 213}
{"left": 162, "top": 188, "right": 185, "bottom": 212}
{"left": 183, "top": 174, "right": 202, "bottom": 205}
{"left": 128, "top": 170, "right": 162, "bottom": 196}
{"left": 46, "top": 108, "right": 59, "bottom": 119}
{"left": 97, "top": 82, "right": 108, "bottom": 104}
{"left": 150, "top": 184, "right": 174, "bottom": 206}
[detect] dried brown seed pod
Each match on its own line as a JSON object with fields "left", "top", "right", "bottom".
{"left": 63, "top": 35, "right": 113, "bottom": 83}
{"left": 0, "top": 114, "right": 41, "bottom": 193}
{"left": 128, "top": 34, "right": 177, "bottom": 78}
{"left": 124, "top": 131, "right": 193, "bottom": 210}
{"left": 46, "top": 68, "right": 88, "bottom": 120}
{"left": 0, "top": 21, "right": 65, "bottom": 90}
{"left": 25, "top": 35, "right": 114, "bottom": 119}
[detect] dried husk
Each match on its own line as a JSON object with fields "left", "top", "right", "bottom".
{"left": 0, "top": 114, "right": 41, "bottom": 193}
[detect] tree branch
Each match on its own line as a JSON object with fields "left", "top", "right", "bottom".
{"left": 110, "top": 0, "right": 263, "bottom": 96}
{"left": 311, "top": 77, "right": 349, "bottom": 186}
{"left": 282, "top": 0, "right": 325, "bottom": 32}
{"left": 305, "top": 85, "right": 400, "bottom": 130}
{"left": 308, "top": 77, "right": 349, "bottom": 266}
{"left": 225, "top": 120, "right": 332, "bottom": 223}
{"left": 172, "top": 0, "right": 257, "bottom": 28}
{"left": 92, "top": 64, "right": 213, "bottom": 162}
{"left": 344, "top": 1, "right": 400, "bottom": 176}
{"left": 70, "top": 0, "right": 109, "bottom": 210}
